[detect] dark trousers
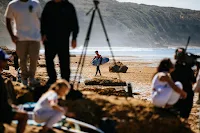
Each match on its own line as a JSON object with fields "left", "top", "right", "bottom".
{"left": 13, "top": 55, "right": 19, "bottom": 70}
{"left": 95, "top": 58, "right": 102, "bottom": 76}
{"left": 45, "top": 42, "right": 70, "bottom": 83}
{"left": 174, "top": 92, "right": 194, "bottom": 119}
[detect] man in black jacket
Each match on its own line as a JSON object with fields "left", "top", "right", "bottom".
{"left": 41, "top": 0, "right": 79, "bottom": 85}
{"left": 171, "top": 48, "right": 196, "bottom": 120}
{"left": 0, "top": 49, "right": 28, "bottom": 133}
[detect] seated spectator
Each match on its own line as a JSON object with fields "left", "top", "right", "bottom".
{"left": 151, "top": 58, "right": 187, "bottom": 108}
{"left": 193, "top": 71, "right": 200, "bottom": 104}
{"left": 0, "top": 49, "right": 28, "bottom": 133}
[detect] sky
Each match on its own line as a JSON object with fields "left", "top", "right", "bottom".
{"left": 116, "top": 0, "right": 200, "bottom": 10}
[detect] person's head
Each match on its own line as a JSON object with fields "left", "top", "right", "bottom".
{"left": 49, "top": 79, "right": 71, "bottom": 97}
{"left": 157, "top": 58, "right": 174, "bottom": 73}
{"left": 174, "top": 48, "right": 186, "bottom": 62}
{"left": 0, "top": 49, "right": 10, "bottom": 72}
{"left": 95, "top": 51, "right": 99, "bottom": 55}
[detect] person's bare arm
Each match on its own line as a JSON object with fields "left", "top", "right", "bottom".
{"left": 50, "top": 102, "right": 65, "bottom": 113}
{"left": 52, "top": 105, "right": 65, "bottom": 113}
{"left": 71, "top": 4, "right": 79, "bottom": 49}
{"left": 6, "top": 18, "right": 18, "bottom": 44}
{"left": 159, "top": 74, "right": 187, "bottom": 99}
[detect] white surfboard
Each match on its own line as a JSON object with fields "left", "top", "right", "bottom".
{"left": 55, "top": 116, "right": 104, "bottom": 133}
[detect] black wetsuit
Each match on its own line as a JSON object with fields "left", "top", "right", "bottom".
{"left": 171, "top": 63, "right": 196, "bottom": 118}
{"left": 94, "top": 55, "right": 102, "bottom": 76}
{"left": 41, "top": 0, "right": 79, "bottom": 83}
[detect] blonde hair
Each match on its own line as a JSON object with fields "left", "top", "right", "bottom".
{"left": 49, "top": 79, "right": 71, "bottom": 91}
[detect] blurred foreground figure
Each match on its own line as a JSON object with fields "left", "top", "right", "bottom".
{"left": 171, "top": 48, "right": 196, "bottom": 120}
{"left": 5, "top": 0, "right": 41, "bottom": 86}
{"left": 41, "top": 0, "right": 79, "bottom": 85}
{"left": 0, "top": 49, "right": 28, "bottom": 133}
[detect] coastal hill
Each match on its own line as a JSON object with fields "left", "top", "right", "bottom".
{"left": 0, "top": 0, "right": 200, "bottom": 47}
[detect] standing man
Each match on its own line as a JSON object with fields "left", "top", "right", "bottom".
{"left": 5, "top": 0, "right": 41, "bottom": 86}
{"left": 171, "top": 48, "right": 196, "bottom": 122}
{"left": 41, "top": 0, "right": 79, "bottom": 85}
{"left": 0, "top": 49, "right": 28, "bottom": 133}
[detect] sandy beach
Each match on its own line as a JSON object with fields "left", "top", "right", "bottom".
{"left": 4, "top": 55, "right": 200, "bottom": 133}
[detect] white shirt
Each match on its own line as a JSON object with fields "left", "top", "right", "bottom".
{"left": 152, "top": 72, "right": 170, "bottom": 92}
{"left": 4, "top": 0, "right": 41, "bottom": 41}
{"left": 34, "top": 91, "right": 58, "bottom": 113}
{"left": 193, "top": 71, "right": 200, "bottom": 92}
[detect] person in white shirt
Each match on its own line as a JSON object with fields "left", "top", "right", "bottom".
{"left": 4, "top": 0, "right": 41, "bottom": 86}
{"left": 193, "top": 70, "right": 200, "bottom": 104}
{"left": 151, "top": 58, "right": 187, "bottom": 108}
{"left": 33, "top": 79, "right": 74, "bottom": 133}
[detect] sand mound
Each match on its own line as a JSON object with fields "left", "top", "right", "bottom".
{"left": 61, "top": 92, "right": 193, "bottom": 133}
{"left": 82, "top": 87, "right": 127, "bottom": 97}
{"left": 4, "top": 82, "right": 194, "bottom": 133}
{"left": 84, "top": 76, "right": 126, "bottom": 86}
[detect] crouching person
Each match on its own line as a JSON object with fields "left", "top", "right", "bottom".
{"left": 151, "top": 58, "right": 187, "bottom": 108}
{"left": 33, "top": 79, "right": 74, "bottom": 133}
{"left": 0, "top": 49, "right": 28, "bottom": 133}
{"left": 193, "top": 70, "right": 200, "bottom": 104}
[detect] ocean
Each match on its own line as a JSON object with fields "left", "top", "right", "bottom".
{"left": 40, "top": 47, "right": 200, "bottom": 62}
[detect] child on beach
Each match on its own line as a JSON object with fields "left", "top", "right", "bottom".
{"left": 33, "top": 79, "right": 74, "bottom": 133}
{"left": 151, "top": 58, "right": 187, "bottom": 108}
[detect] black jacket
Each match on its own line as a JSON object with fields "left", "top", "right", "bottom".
{"left": 41, "top": 0, "right": 79, "bottom": 42}
{"left": 171, "top": 63, "right": 196, "bottom": 95}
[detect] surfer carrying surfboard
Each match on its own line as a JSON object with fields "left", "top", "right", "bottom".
{"left": 93, "top": 51, "right": 102, "bottom": 76}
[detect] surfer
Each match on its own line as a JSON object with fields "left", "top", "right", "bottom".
{"left": 93, "top": 51, "right": 102, "bottom": 76}
{"left": 151, "top": 58, "right": 187, "bottom": 108}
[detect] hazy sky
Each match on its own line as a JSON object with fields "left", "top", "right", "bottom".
{"left": 116, "top": 0, "right": 200, "bottom": 10}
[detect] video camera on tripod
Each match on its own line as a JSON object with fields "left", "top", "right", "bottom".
{"left": 175, "top": 36, "right": 200, "bottom": 67}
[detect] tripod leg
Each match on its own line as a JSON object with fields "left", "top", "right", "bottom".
{"left": 96, "top": 6, "right": 121, "bottom": 79}
{"left": 76, "top": 8, "right": 97, "bottom": 89}
{"left": 73, "top": 43, "right": 87, "bottom": 84}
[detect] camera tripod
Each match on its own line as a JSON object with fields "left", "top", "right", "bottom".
{"left": 73, "top": 0, "right": 121, "bottom": 89}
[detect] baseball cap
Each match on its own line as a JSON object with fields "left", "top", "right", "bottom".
{"left": 0, "top": 49, "right": 11, "bottom": 60}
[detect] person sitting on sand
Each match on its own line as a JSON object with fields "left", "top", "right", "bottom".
{"left": 193, "top": 70, "right": 200, "bottom": 104}
{"left": 93, "top": 51, "right": 102, "bottom": 76}
{"left": 151, "top": 58, "right": 187, "bottom": 108}
{"left": 0, "top": 49, "right": 28, "bottom": 133}
{"left": 33, "top": 79, "right": 75, "bottom": 133}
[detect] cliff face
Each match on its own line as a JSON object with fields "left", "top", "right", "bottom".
{"left": 0, "top": 0, "right": 200, "bottom": 47}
